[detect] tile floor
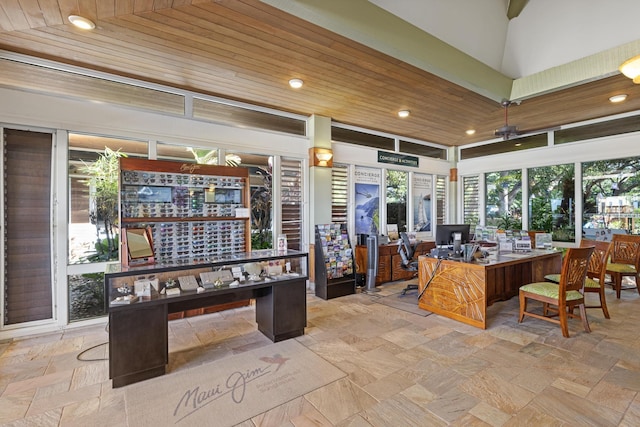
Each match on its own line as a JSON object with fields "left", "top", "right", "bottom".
{"left": 1, "top": 281, "right": 640, "bottom": 426}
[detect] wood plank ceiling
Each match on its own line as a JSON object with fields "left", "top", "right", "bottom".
{"left": 0, "top": 0, "right": 639, "bottom": 147}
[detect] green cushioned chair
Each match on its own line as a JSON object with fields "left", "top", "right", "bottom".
{"left": 544, "top": 239, "right": 611, "bottom": 319}
{"left": 519, "top": 246, "right": 594, "bottom": 338}
{"left": 605, "top": 234, "right": 640, "bottom": 299}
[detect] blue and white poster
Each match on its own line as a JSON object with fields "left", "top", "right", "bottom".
{"left": 412, "top": 174, "right": 432, "bottom": 234}
{"left": 354, "top": 167, "right": 381, "bottom": 235}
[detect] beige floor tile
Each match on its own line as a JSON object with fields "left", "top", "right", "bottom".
{"left": 468, "top": 401, "right": 512, "bottom": 427}
{"left": 2, "top": 280, "right": 640, "bottom": 426}
{"left": 527, "top": 385, "right": 622, "bottom": 426}
{"left": 304, "top": 377, "right": 377, "bottom": 425}
{"left": 459, "top": 370, "right": 536, "bottom": 414}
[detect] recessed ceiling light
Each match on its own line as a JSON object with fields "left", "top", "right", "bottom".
{"left": 398, "top": 110, "right": 410, "bottom": 118}
{"left": 514, "top": 142, "right": 522, "bottom": 147}
{"left": 68, "top": 15, "right": 95, "bottom": 30}
{"left": 465, "top": 129, "right": 476, "bottom": 135}
{"left": 609, "top": 94, "right": 628, "bottom": 103}
{"left": 288, "top": 78, "right": 303, "bottom": 89}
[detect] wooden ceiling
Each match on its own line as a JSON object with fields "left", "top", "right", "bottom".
{"left": 1, "top": 0, "right": 639, "bottom": 147}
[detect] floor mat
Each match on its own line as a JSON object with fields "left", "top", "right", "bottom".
{"left": 124, "top": 339, "right": 346, "bottom": 426}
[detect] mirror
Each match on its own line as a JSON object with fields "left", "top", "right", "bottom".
{"left": 126, "top": 228, "right": 154, "bottom": 259}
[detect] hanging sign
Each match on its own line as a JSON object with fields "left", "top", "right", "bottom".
{"left": 377, "top": 151, "right": 419, "bottom": 168}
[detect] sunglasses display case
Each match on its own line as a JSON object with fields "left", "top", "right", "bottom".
{"left": 119, "top": 158, "right": 251, "bottom": 267}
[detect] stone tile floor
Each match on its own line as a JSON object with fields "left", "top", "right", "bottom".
{"left": 1, "top": 281, "right": 639, "bottom": 426}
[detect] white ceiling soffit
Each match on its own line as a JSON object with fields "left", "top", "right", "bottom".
{"left": 261, "top": 0, "right": 640, "bottom": 102}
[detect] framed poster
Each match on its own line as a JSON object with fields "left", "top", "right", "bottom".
{"left": 412, "top": 173, "right": 432, "bottom": 235}
{"left": 354, "top": 167, "right": 381, "bottom": 235}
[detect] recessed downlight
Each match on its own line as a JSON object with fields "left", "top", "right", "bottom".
{"left": 398, "top": 110, "right": 410, "bottom": 118}
{"left": 68, "top": 15, "right": 95, "bottom": 30}
{"left": 609, "top": 94, "right": 628, "bottom": 103}
{"left": 465, "top": 129, "right": 476, "bottom": 135}
{"left": 288, "top": 78, "right": 303, "bottom": 89}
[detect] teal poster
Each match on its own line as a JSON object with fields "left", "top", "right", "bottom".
{"left": 412, "top": 174, "right": 432, "bottom": 234}
{"left": 354, "top": 167, "right": 380, "bottom": 235}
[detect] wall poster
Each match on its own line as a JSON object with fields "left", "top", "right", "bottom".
{"left": 412, "top": 173, "right": 432, "bottom": 235}
{"left": 354, "top": 167, "right": 381, "bottom": 235}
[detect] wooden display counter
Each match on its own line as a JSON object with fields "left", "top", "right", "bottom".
{"left": 417, "top": 250, "right": 562, "bottom": 329}
{"left": 355, "top": 241, "right": 435, "bottom": 285}
{"left": 105, "top": 250, "right": 308, "bottom": 387}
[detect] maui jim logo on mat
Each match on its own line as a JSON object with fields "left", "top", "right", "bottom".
{"left": 172, "top": 354, "right": 290, "bottom": 423}
{"left": 179, "top": 164, "right": 202, "bottom": 174}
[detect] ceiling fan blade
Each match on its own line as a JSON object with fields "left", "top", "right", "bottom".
{"left": 497, "top": 125, "right": 562, "bottom": 141}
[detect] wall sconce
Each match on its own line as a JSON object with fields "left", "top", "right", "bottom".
{"left": 309, "top": 147, "right": 333, "bottom": 167}
{"left": 619, "top": 55, "right": 640, "bottom": 84}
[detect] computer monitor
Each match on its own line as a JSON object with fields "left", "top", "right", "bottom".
{"left": 435, "top": 224, "right": 471, "bottom": 247}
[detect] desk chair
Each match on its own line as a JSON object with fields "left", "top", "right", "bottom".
{"left": 519, "top": 246, "right": 594, "bottom": 338}
{"left": 398, "top": 232, "right": 419, "bottom": 295}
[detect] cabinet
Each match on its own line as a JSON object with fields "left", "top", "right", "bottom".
{"left": 313, "top": 224, "right": 356, "bottom": 299}
{"left": 119, "top": 158, "right": 251, "bottom": 264}
{"left": 355, "top": 241, "right": 435, "bottom": 285}
{"left": 119, "top": 158, "right": 252, "bottom": 317}
{"left": 105, "top": 250, "right": 308, "bottom": 387}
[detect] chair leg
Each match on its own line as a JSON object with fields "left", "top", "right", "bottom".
{"left": 578, "top": 303, "right": 591, "bottom": 333}
{"left": 612, "top": 273, "right": 622, "bottom": 299}
{"left": 599, "top": 287, "right": 610, "bottom": 319}
{"left": 518, "top": 292, "right": 526, "bottom": 323}
{"left": 558, "top": 304, "right": 569, "bottom": 338}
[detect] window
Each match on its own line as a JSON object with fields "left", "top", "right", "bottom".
{"left": 399, "top": 140, "right": 447, "bottom": 159}
{"left": 68, "top": 135, "right": 148, "bottom": 265}
{"left": 386, "top": 170, "right": 408, "bottom": 232}
{"left": 528, "top": 164, "right": 575, "bottom": 242}
{"left": 463, "top": 176, "right": 480, "bottom": 233}
{"left": 331, "top": 164, "right": 349, "bottom": 224}
{"left": 485, "top": 170, "right": 522, "bottom": 229}
{"left": 582, "top": 157, "right": 640, "bottom": 237}
{"left": 332, "top": 126, "right": 395, "bottom": 151}
{"left": 460, "top": 133, "right": 548, "bottom": 160}
{"left": 435, "top": 175, "right": 447, "bottom": 226}
{"left": 67, "top": 134, "right": 148, "bottom": 321}
{"left": 281, "top": 158, "right": 303, "bottom": 250}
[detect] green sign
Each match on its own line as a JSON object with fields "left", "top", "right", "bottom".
{"left": 377, "top": 151, "right": 419, "bottom": 168}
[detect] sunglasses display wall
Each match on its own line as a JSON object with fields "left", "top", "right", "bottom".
{"left": 119, "top": 158, "right": 251, "bottom": 265}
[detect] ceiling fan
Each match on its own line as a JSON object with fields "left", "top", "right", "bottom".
{"left": 494, "top": 99, "right": 559, "bottom": 140}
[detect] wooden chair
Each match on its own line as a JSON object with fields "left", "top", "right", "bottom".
{"left": 519, "top": 246, "right": 594, "bottom": 338}
{"left": 606, "top": 234, "right": 640, "bottom": 299}
{"left": 544, "top": 239, "right": 612, "bottom": 318}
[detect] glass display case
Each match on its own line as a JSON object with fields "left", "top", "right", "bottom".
{"left": 106, "top": 249, "right": 308, "bottom": 305}
{"left": 119, "top": 158, "right": 251, "bottom": 266}
{"left": 105, "top": 250, "right": 308, "bottom": 387}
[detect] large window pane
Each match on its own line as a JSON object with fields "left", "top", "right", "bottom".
{"left": 68, "top": 135, "right": 148, "bottom": 265}
{"left": 386, "top": 170, "right": 408, "bottom": 232}
{"left": 485, "top": 170, "right": 522, "bottom": 229}
{"left": 68, "top": 134, "right": 148, "bottom": 322}
{"left": 582, "top": 157, "right": 640, "bottom": 238}
{"left": 528, "top": 164, "right": 575, "bottom": 242}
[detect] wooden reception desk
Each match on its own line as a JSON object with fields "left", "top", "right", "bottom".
{"left": 355, "top": 241, "right": 435, "bottom": 285}
{"left": 418, "top": 250, "right": 562, "bottom": 329}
